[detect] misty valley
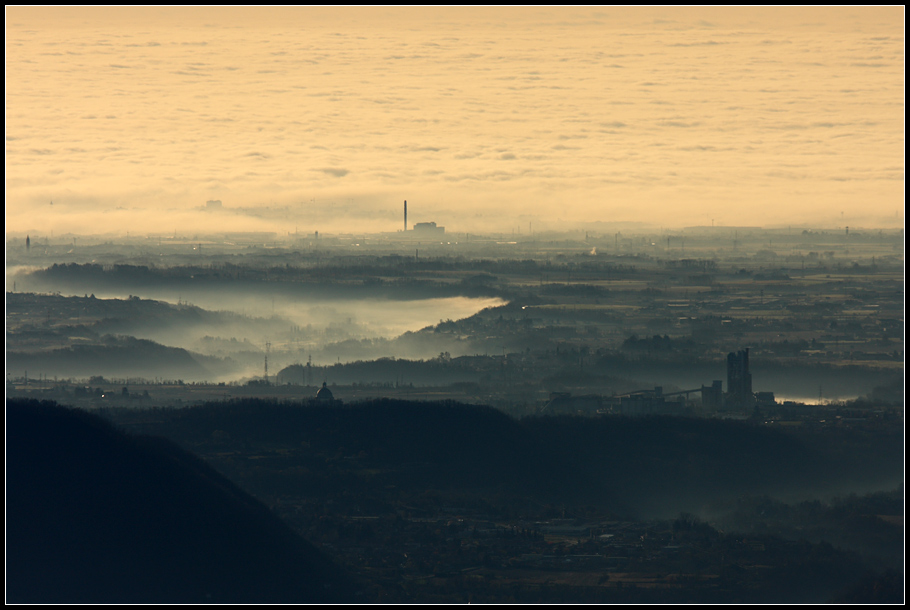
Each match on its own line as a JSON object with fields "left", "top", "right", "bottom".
{"left": 6, "top": 227, "right": 904, "bottom": 603}
{"left": 7, "top": 5, "right": 904, "bottom": 604}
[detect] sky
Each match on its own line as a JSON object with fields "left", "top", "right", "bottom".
{"left": 5, "top": 7, "right": 905, "bottom": 236}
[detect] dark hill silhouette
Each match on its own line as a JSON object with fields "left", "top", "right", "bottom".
{"left": 30, "top": 262, "right": 506, "bottom": 301}
{"left": 6, "top": 399, "right": 356, "bottom": 603}
{"left": 106, "top": 398, "right": 899, "bottom": 520}
{"left": 7, "top": 335, "right": 213, "bottom": 380}
{"left": 118, "top": 398, "right": 571, "bottom": 503}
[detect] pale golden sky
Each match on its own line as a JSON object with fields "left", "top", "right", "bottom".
{"left": 6, "top": 7, "right": 904, "bottom": 236}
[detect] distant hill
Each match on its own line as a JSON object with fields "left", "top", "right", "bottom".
{"left": 6, "top": 335, "right": 214, "bottom": 380}
{"left": 6, "top": 399, "right": 356, "bottom": 603}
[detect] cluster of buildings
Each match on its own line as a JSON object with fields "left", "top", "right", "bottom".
{"left": 544, "top": 348, "right": 775, "bottom": 416}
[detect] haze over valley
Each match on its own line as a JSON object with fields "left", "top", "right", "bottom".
{"left": 6, "top": 7, "right": 904, "bottom": 605}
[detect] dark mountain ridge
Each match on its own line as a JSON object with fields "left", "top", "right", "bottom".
{"left": 106, "top": 398, "right": 902, "bottom": 519}
{"left": 6, "top": 399, "right": 355, "bottom": 603}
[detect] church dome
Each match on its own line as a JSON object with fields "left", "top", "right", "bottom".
{"left": 315, "top": 382, "right": 334, "bottom": 402}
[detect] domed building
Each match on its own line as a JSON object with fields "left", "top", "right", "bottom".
{"left": 314, "top": 382, "right": 338, "bottom": 405}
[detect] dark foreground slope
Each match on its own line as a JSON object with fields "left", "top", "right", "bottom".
{"left": 6, "top": 399, "right": 356, "bottom": 603}
{"left": 100, "top": 399, "right": 902, "bottom": 603}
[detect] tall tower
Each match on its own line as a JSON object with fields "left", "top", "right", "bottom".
{"left": 404, "top": 200, "right": 408, "bottom": 232}
{"left": 726, "top": 348, "right": 752, "bottom": 407}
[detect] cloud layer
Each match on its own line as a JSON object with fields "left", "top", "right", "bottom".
{"left": 6, "top": 7, "right": 904, "bottom": 235}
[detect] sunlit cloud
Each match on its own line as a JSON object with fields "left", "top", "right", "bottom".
{"left": 5, "top": 6, "right": 904, "bottom": 236}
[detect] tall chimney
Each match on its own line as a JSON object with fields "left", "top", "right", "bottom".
{"left": 404, "top": 200, "right": 407, "bottom": 232}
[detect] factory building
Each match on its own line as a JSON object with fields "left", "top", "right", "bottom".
{"left": 725, "top": 348, "right": 754, "bottom": 408}
{"left": 399, "top": 200, "right": 445, "bottom": 235}
{"left": 412, "top": 221, "right": 445, "bottom": 236}
{"left": 701, "top": 380, "right": 724, "bottom": 410}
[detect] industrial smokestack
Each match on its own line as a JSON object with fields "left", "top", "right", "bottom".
{"left": 404, "top": 200, "right": 407, "bottom": 232}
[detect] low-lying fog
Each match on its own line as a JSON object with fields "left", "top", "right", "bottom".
{"left": 154, "top": 292, "right": 505, "bottom": 366}
{"left": 9, "top": 264, "right": 505, "bottom": 380}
